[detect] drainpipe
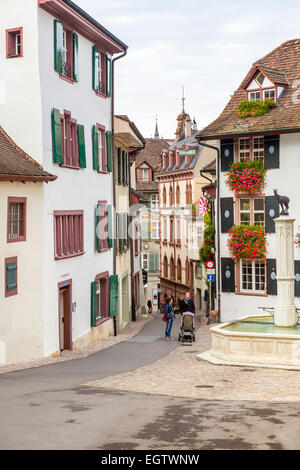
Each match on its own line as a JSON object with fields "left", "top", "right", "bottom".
{"left": 195, "top": 139, "right": 221, "bottom": 317}
{"left": 111, "top": 48, "right": 128, "bottom": 335}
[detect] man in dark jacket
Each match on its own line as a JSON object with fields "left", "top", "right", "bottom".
{"left": 180, "top": 292, "right": 195, "bottom": 314}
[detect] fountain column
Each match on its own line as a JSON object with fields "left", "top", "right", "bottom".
{"left": 274, "top": 216, "right": 298, "bottom": 327}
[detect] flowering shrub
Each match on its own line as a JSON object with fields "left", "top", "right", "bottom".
{"left": 237, "top": 99, "right": 277, "bottom": 119}
{"left": 295, "top": 233, "right": 300, "bottom": 247}
{"left": 228, "top": 225, "right": 267, "bottom": 260}
{"left": 226, "top": 161, "right": 266, "bottom": 194}
{"left": 199, "top": 210, "right": 215, "bottom": 264}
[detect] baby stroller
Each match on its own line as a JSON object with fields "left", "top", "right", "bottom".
{"left": 178, "top": 312, "right": 195, "bottom": 343}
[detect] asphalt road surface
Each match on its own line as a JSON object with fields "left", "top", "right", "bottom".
{"left": 0, "top": 315, "right": 299, "bottom": 450}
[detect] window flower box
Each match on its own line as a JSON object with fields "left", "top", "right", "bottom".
{"left": 228, "top": 225, "right": 267, "bottom": 261}
{"left": 226, "top": 161, "right": 266, "bottom": 194}
{"left": 237, "top": 99, "right": 276, "bottom": 119}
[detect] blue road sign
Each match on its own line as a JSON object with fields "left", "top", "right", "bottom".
{"left": 207, "top": 274, "right": 215, "bottom": 282}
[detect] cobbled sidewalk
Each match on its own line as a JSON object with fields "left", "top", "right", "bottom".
{"left": 0, "top": 314, "right": 154, "bottom": 375}
{"left": 86, "top": 315, "right": 300, "bottom": 403}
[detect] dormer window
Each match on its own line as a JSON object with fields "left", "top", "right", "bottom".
{"left": 249, "top": 91, "right": 261, "bottom": 101}
{"left": 263, "top": 89, "right": 275, "bottom": 100}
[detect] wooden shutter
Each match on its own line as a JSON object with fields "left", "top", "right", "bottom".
{"left": 96, "top": 203, "right": 101, "bottom": 252}
{"left": 221, "top": 258, "right": 235, "bottom": 293}
{"left": 73, "top": 32, "right": 79, "bottom": 82}
{"left": 117, "top": 148, "right": 122, "bottom": 184}
{"left": 265, "top": 196, "right": 279, "bottom": 234}
{"left": 6, "top": 261, "right": 17, "bottom": 292}
{"left": 117, "top": 213, "right": 124, "bottom": 254}
{"left": 77, "top": 124, "right": 86, "bottom": 168}
{"left": 221, "top": 139, "right": 234, "bottom": 172}
{"left": 92, "top": 45, "right": 99, "bottom": 91}
{"left": 54, "top": 20, "right": 63, "bottom": 74}
{"left": 149, "top": 253, "right": 155, "bottom": 271}
{"left": 295, "top": 261, "right": 300, "bottom": 297}
{"left": 51, "top": 108, "right": 63, "bottom": 164}
{"left": 106, "top": 55, "right": 112, "bottom": 97}
{"left": 109, "top": 275, "right": 119, "bottom": 317}
{"left": 92, "top": 125, "right": 99, "bottom": 170}
{"left": 107, "top": 204, "right": 113, "bottom": 249}
{"left": 264, "top": 135, "right": 280, "bottom": 169}
{"left": 106, "top": 131, "right": 112, "bottom": 173}
{"left": 266, "top": 259, "right": 277, "bottom": 295}
{"left": 91, "top": 281, "right": 97, "bottom": 327}
{"left": 220, "top": 197, "right": 234, "bottom": 233}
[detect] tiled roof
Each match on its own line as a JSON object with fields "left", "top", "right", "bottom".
{"left": 0, "top": 127, "right": 57, "bottom": 182}
{"left": 197, "top": 39, "right": 300, "bottom": 139}
{"left": 135, "top": 138, "right": 172, "bottom": 170}
{"left": 158, "top": 135, "right": 201, "bottom": 175}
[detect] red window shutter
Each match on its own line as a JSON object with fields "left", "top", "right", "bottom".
{"left": 136, "top": 169, "right": 140, "bottom": 181}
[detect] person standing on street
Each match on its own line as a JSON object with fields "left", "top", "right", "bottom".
{"left": 164, "top": 297, "right": 175, "bottom": 340}
{"left": 147, "top": 300, "right": 152, "bottom": 314}
{"left": 180, "top": 292, "right": 195, "bottom": 314}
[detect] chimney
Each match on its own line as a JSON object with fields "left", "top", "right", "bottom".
{"left": 169, "top": 151, "right": 175, "bottom": 169}
{"left": 175, "top": 150, "right": 181, "bottom": 169}
{"left": 162, "top": 152, "right": 167, "bottom": 171}
{"left": 184, "top": 117, "right": 192, "bottom": 138}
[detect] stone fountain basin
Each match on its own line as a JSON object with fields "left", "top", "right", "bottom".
{"left": 198, "top": 315, "right": 300, "bottom": 370}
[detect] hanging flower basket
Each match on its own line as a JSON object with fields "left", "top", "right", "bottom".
{"left": 295, "top": 233, "right": 300, "bottom": 247}
{"left": 228, "top": 225, "right": 267, "bottom": 260}
{"left": 237, "top": 99, "right": 277, "bottom": 119}
{"left": 225, "top": 161, "right": 266, "bottom": 194}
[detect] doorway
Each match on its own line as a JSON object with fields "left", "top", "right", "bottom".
{"left": 58, "top": 280, "right": 72, "bottom": 351}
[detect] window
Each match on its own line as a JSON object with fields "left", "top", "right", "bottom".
{"left": 176, "top": 185, "right": 180, "bottom": 205}
{"left": 93, "top": 124, "right": 107, "bottom": 172}
{"left": 54, "top": 211, "right": 84, "bottom": 259}
{"left": 169, "top": 185, "right": 174, "bottom": 206}
{"left": 162, "top": 186, "right": 167, "bottom": 206}
{"left": 96, "top": 202, "right": 112, "bottom": 253}
{"left": 163, "top": 217, "right": 167, "bottom": 242}
{"left": 141, "top": 253, "right": 149, "bottom": 270}
{"left": 177, "top": 258, "right": 182, "bottom": 282}
{"left": 151, "top": 220, "right": 159, "bottom": 239}
{"left": 139, "top": 168, "right": 150, "bottom": 182}
{"left": 6, "top": 28, "right": 23, "bottom": 58}
{"left": 149, "top": 252, "right": 160, "bottom": 271}
{"left": 256, "top": 72, "right": 264, "bottom": 86}
{"left": 95, "top": 274, "right": 109, "bottom": 323}
{"left": 7, "top": 198, "right": 26, "bottom": 242}
{"left": 5, "top": 257, "right": 18, "bottom": 298}
{"left": 170, "top": 257, "right": 175, "bottom": 279}
{"left": 238, "top": 137, "right": 264, "bottom": 163}
{"left": 241, "top": 261, "right": 266, "bottom": 293}
{"left": 239, "top": 197, "right": 264, "bottom": 226}
{"left": 170, "top": 216, "right": 174, "bottom": 243}
{"left": 163, "top": 256, "right": 168, "bottom": 278}
{"left": 61, "top": 28, "right": 74, "bottom": 79}
{"left": 151, "top": 194, "right": 159, "bottom": 211}
{"left": 249, "top": 91, "right": 261, "bottom": 101}
{"left": 176, "top": 218, "right": 181, "bottom": 243}
{"left": 93, "top": 46, "right": 105, "bottom": 94}
{"left": 60, "top": 111, "right": 79, "bottom": 168}
{"left": 263, "top": 89, "right": 275, "bottom": 100}
{"left": 54, "top": 20, "right": 78, "bottom": 81}
{"left": 117, "top": 213, "right": 128, "bottom": 254}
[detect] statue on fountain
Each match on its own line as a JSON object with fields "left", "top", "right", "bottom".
{"left": 273, "top": 188, "right": 290, "bottom": 216}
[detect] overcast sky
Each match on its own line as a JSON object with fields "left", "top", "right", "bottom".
{"left": 76, "top": 0, "right": 300, "bottom": 140}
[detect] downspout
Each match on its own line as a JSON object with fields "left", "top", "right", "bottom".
{"left": 195, "top": 139, "right": 221, "bottom": 317}
{"left": 112, "top": 48, "right": 128, "bottom": 335}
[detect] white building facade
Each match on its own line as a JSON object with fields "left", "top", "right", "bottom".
{"left": 0, "top": 0, "right": 127, "bottom": 363}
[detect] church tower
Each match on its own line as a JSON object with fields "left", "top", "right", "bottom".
{"left": 154, "top": 115, "right": 159, "bottom": 139}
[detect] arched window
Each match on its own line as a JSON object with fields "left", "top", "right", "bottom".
{"left": 176, "top": 184, "right": 180, "bottom": 206}
{"left": 169, "top": 185, "right": 173, "bottom": 206}
{"left": 162, "top": 186, "right": 167, "bottom": 206}
{"left": 170, "top": 256, "right": 175, "bottom": 279}
{"left": 177, "top": 258, "right": 182, "bottom": 282}
{"left": 163, "top": 255, "right": 168, "bottom": 278}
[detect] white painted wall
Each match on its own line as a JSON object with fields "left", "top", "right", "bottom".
{"left": 219, "top": 133, "right": 300, "bottom": 322}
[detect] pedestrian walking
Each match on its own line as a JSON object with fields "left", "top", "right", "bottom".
{"left": 147, "top": 300, "right": 152, "bottom": 314}
{"left": 179, "top": 292, "right": 195, "bottom": 314}
{"left": 164, "top": 297, "right": 175, "bottom": 340}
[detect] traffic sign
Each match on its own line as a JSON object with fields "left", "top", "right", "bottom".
{"left": 207, "top": 269, "right": 215, "bottom": 275}
{"left": 207, "top": 274, "right": 215, "bottom": 282}
{"left": 206, "top": 261, "right": 215, "bottom": 269}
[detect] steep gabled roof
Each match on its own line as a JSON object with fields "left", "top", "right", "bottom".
{"left": 197, "top": 39, "right": 300, "bottom": 139}
{"left": 0, "top": 127, "right": 57, "bottom": 182}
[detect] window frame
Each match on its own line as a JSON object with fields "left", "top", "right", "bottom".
{"left": 141, "top": 253, "right": 149, "bottom": 271}
{"left": 7, "top": 197, "right": 27, "bottom": 243}
{"left": 238, "top": 260, "right": 267, "bottom": 295}
{"left": 60, "top": 110, "right": 80, "bottom": 169}
{"left": 96, "top": 123, "right": 107, "bottom": 173}
{"left": 95, "top": 271, "right": 110, "bottom": 326}
{"left": 236, "top": 195, "right": 265, "bottom": 227}
{"left": 6, "top": 28, "right": 23, "bottom": 59}
{"left": 237, "top": 136, "right": 265, "bottom": 163}
{"left": 139, "top": 167, "right": 150, "bottom": 182}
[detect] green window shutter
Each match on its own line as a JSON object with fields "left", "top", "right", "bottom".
{"left": 51, "top": 108, "right": 63, "bottom": 164}
{"left": 107, "top": 204, "right": 113, "bottom": 249}
{"left": 6, "top": 262, "right": 17, "bottom": 292}
{"left": 106, "top": 131, "right": 113, "bottom": 173}
{"left": 106, "top": 55, "right": 112, "bottom": 97}
{"left": 154, "top": 252, "right": 160, "bottom": 271}
{"left": 91, "top": 281, "right": 97, "bottom": 327}
{"left": 109, "top": 275, "right": 119, "bottom": 317}
{"left": 77, "top": 124, "right": 86, "bottom": 168}
{"left": 54, "top": 20, "right": 63, "bottom": 74}
{"left": 96, "top": 203, "right": 101, "bottom": 252}
{"left": 92, "top": 125, "right": 99, "bottom": 170}
{"left": 149, "top": 253, "right": 155, "bottom": 271}
{"left": 92, "top": 45, "right": 100, "bottom": 91}
{"left": 73, "top": 32, "right": 79, "bottom": 82}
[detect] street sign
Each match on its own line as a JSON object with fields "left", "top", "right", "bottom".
{"left": 207, "top": 274, "right": 215, "bottom": 282}
{"left": 206, "top": 261, "right": 215, "bottom": 269}
{"left": 207, "top": 269, "right": 215, "bottom": 275}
